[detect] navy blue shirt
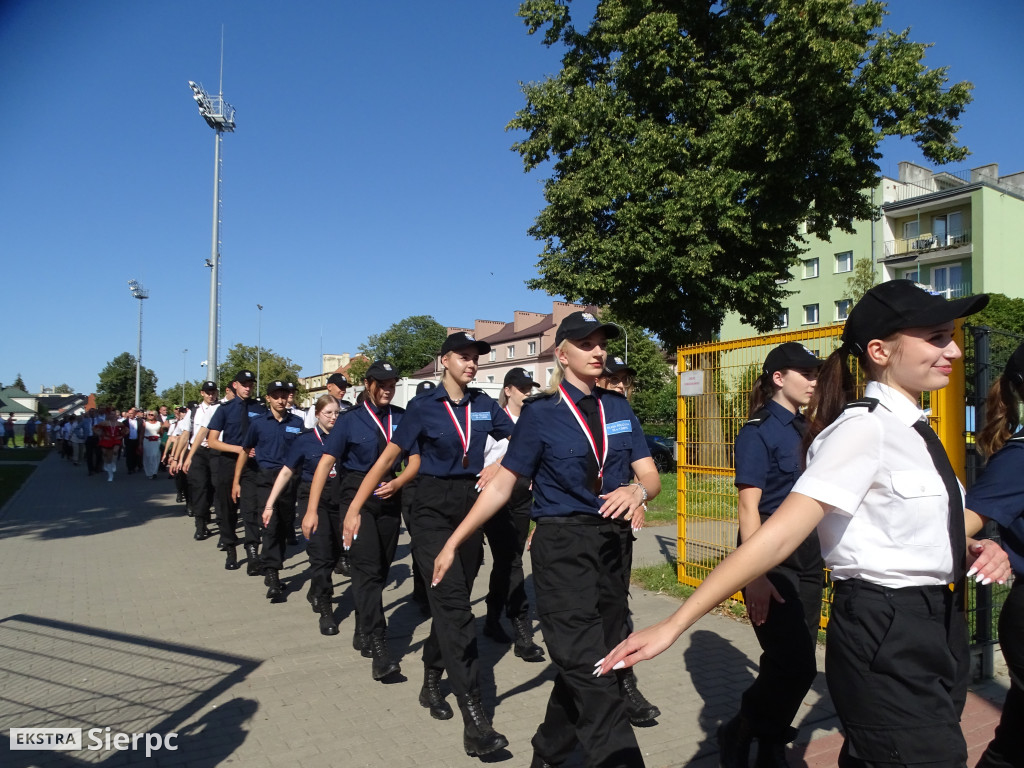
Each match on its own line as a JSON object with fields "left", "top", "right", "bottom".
{"left": 242, "top": 409, "right": 305, "bottom": 470}
{"left": 284, "top": 426, "right": 333, "bottom": 484}
{"left": 207, "top": 397, "right": 267, "bottom": 447}
{"left": 392, "top": 386, "right": 513, "bottom": 477}
{"left": 325, "top": 402, "right": 407, "bottom": 473}
{"left": 501, "top": 381, "right": 650, "bottom": 519}
{"left": 734, "top": 399, "right": 805, "bottom": 515}
{"left": 966, "top": 430, "right": 1024, "bottom": 575}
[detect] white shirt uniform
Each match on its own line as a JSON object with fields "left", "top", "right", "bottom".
{"left": 181, "top": 402, "right": 220, "bottom": 448}
{"left": 483, "top": 409, "right": 516, "bottom": 467}
{"left": 792, "top": 380, "right": 960, "bottom": 588}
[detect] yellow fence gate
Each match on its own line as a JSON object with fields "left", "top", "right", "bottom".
{"left": 673, "top": 322, "right": 969, "bottom": 628}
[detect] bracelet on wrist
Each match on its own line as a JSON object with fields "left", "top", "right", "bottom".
{"left": 633, "top": 481, "right": 648, "bottom": 502}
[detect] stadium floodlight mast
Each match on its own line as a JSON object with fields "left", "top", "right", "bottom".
{"left": 128, "top": 280, "right": 149, "bottom": 408}
{"left": 188, "top": 35, "right": 235, "bottom": 387}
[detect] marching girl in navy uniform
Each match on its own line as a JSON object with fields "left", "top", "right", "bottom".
{"left": 261, "top": 394, "right": 340, "bottom": 633}
{"left": 346, "top": 333, "right": 514, "bottom": 758}
{"left": 968, "top": 340, "right": 1024, "bottom": 768}
{"left": 723, "top": 342, "right": 824, "bottom": 767}
{"left": 597, "top": 282, "right": 1011, "bottom": 768}
{"left": 433, "top": 311, "right": 660, "bottom": 768}
{"left": 327, "top": 360, "right": 413, "bottom": 680}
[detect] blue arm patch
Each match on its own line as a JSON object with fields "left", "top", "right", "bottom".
{"left": 606, "top": 420, "right": 633, "bottom": 435}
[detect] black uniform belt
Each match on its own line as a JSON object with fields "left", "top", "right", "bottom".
{"left": 834, "top": 578, "right": 954, "bottom": 600}
{"left": 419, "top": 474, "right": 477, "bottom": 483}
{"left": 535, "top": 512, "right": 626, "bottom": 527}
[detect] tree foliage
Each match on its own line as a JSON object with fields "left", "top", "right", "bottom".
{"left": 510, "top": 0, "right": 972, "bottom": 346}
{"left": 358, "top": 315, "right": 448, "bottom": 378}
{"left": 218, "top": 344, "right": 305, "bottom": 400}
{"left": 345, "top": 357, "right": 371, "bottom": 385}
{"left": 96, "top": 353, "right": 158, "bottom": 411}
{"left": 53, "top": 383, "right": 73, "bottom": 394}
{"left": 159, "top": 380, "right": 207, "bottom": 407}
{"left": 844, "top": 257, "right": 878, "bottom": 304}
{"left": 598, "top": 308, "right": 675, "bottom": 424}
{"left": 13, "top": 373, "right": 26, "bottom": 391}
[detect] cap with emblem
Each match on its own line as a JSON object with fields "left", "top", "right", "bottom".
{"left": 266, "top": 380, "right": 290, "bottom": 395}
{"left": 365, "top": 360, "right": 400, "bottom": 381}
{"left": 416, "top": 381, "right": 437, "bottom": 395}
{"left": 555, "top": 311, "right": 620, "bottom": 346}
{"left": 503, "top": 367, "right": 540, "bottom": 390}
{"left": 232, "top": 370, "right": 256, "bottom": 384}
{"left": 327, "top": 373, "right": 349, "bottom": 389}
{"left": 440, "top": 332, "right": 491, "bottom": 356}
{"left": 1004, "top": 341, "right": 1024, "bottom": 386}
{"left": 762, "top": 343, "right": 823, "bottom": 375}
{"left": 603, "top": 356, "right": 636, "bottom": 377}
{"left": 200, "top": 380, "right": 218, "bottom": 392}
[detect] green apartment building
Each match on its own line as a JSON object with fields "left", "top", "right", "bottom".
{"left": 720, "top": 161, "right": 1024, "bottom": 341}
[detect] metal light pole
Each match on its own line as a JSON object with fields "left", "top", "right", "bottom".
{"left": 128, "top": 280, "right": 149, "bottom": 408}
{"left": 256, "top": 304, "right": 263, "bottom": 394}
{"left": 189, "top": 38, "right": 235, "bottom": 386}
{"left": 182, "top": 349, "right": 188, "bottom": 405}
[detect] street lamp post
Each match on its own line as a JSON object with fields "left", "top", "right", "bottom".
{"left": 256, "top": 304, "right": 263, "bottom": 394}
{"left": 188, "top": 42, "right": 235, "bottom": 386}
{"left": 182, "top": 349, "right": 188, "bottom": 405}
{"left": 128, "top": 280, "right": 149, "bottom": 408}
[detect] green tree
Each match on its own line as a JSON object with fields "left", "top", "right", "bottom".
{"left": 36, "top": 400, "right": 50, "bottom": 419}
{"left": 53, "top": 383, "right": 73, "bottom": 394}
{"left": 13, "top": 373, "right": 26, "bottom": 391}
{"left": 597, "top": 308, "right": 674, "bottom": 424}
{"left": 345, "top": 357, "right": 371, "bottom": 385}
{"left": 159, "top": 380, "right": 207, "bottom": 407}
{"left": 218, "top": 344, "right": 305, "bottom": 400}
{"left": 358, "top": 315, "right": 448, "bottom": 377}
{"left": 844, "top": 258, "right": 878, "bottom": 304}
{"left": 96, "top": 353, "right": 158, "bottom": 411}
{"left": 511, "top": 0, "right": 971, "bottom": 346}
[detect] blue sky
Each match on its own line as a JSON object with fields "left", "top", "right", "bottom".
{"left": 2, "top": 0, "right": 1021, "bottom": 397}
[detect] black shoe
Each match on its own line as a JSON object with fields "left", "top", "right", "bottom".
{"left": 369, "top": 635, "right": 400, "bottom": 680}
{"left": 318, "top": 600, "right": 339, "bottom": 636}
{"left": 194, "top": 527, "right": 211, "bottom": 541}
{"left": 306, "top": 591, "right": 322, "bottom": 613}
{"left": 176, "top": 492, "right": 185, "bottom": 503}
{"left": 353, "top": 628, "right": 371, "bottom": 658}
{"left": 224, "top": 546, "right": 239, "bottom": 570}
{"left": 619, "top": 668, "right": 660, "bottom": 724}
{"left": 245, "top": 543, "right": 261, "bottom": 576}
{"left": 457, "top": 692, "right": 508, "bottom": 757}
{"left": 512, "top": 617, "right": 545, "bottom": 662}
{"left": 717, "top": 715, "right": 755, "bottom": 768}
{"left": 334, "top": 554, "right": 351, "bottom": 577}
{"left": 264, "top": 570, "right": 285, "bottom": 602}
{"left": 530, "top": 753, "right": 557, "bottom": 768}
{"left": 482, "top": 614, "right": 513, "bottom": 644}
{"left": 418, "top": 668, "right": 453, "bottom": 720}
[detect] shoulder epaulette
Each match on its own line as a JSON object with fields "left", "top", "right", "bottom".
{"left": 844, "top": 397, "right": 880, "bottom": 412}
{"left": 744, "top": 407, "right": 772, "bottom": 427}
{"left": 596, "top": 386, "right": 627, "bottom": 400}
{"left": 524, "top": 391, "right": 554, "bottom": 405}
{"left": 1007, "top": 433, "right": 1024, "bottom": 443}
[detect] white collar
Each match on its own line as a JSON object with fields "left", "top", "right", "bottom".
{"left": 864, "top": 381, "right": 926, "bottom": 427}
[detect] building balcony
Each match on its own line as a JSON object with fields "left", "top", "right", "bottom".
{"left": 883, "top": 229, "right": 972, "bottom": 259}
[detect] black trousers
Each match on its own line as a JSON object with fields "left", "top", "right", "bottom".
{"left": 341, "top": 471, "right": 402, "bottom": 638}
{"left": 410, "top": 475, "right": 484, "bottom": 697}
{"left": 738, "top": 531, "right": 823, "bottom": 740}
{"left": 530, "top": 516, "right": 643, "bottom": 768}
{"left": 187, "top": 447, "right": 218, "bottom": 531}
{"left": 483, "top": 476, "right": 533, "bottom": 621}
{"left": 258, "top": 467, "right": 298, "bottom": 572}
{"left": 977, "top": 579, "right": 1023, "bottom": 768}
{"left": 85, "top": 436, "right": 101, "bottom": 473}
{"left": 214, "top": 453, "right": 252, "bottom": 548}
{"left": 125, "top": 438, "right": 141, "bottom": 473}
{"left": 827, "top": 579, "right": 969, "bottom": 768}
{"left": 401, "top": 478, "right": 428, "bottom": 604}
{"left": 305, "top": 477, "right": 343, "bottom": 598}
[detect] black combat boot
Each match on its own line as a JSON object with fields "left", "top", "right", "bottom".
{"left": 457, "top": 692, "right": 508, "bottom": 757}
{"left": 511, "top": 617, "right": 545, "bottom": 662}
{"left": 717, "top": 714, "right": 755, "bottom": 768}
{"left": 264, "top": 569, "right": 284, "bottom": 602}
{"left": 619, "top": 668, "right": 661, "bottom": 724}
{"left": 369, "top": 635, "right": 400, "bottom": 680}
{"left": 317, "top": 599, "right": 338, "bottom": 636}
{"left": 223, "top": 546, "right": 239, "bottom": 571}
{"left": 334, "top": 553, "right": 351, "bottom": 577}
{"left": 245, "top": 543, "right": 260, "bottom": 576}
{"left": 418, "top": 668, "right": 453, "bottom": 720}
{"left": 306, "top": 590, "right": 321, "bottom": 613}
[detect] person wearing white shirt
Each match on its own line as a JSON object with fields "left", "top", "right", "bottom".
{"left": 175, "top": 382, "right": 222, "bottom": 541}
{"left": 597, "top": 281, "right": 1012, "bottom": 768}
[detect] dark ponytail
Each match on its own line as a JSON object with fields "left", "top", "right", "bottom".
{"left": 977, "top": 375, "right": 1023, "bottom": 459}
{"left": 802, "top": 346, "right": 859, "bottom": 455}
{"left": 746, "top": 373, "right": 775, "bottom": 418}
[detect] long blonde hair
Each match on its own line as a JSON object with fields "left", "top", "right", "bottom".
{"left": 543, "top": 341, "right": 571, "bottom": 400}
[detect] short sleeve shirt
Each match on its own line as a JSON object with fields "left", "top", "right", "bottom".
{"left": 284, "top": 426, "right": 331, "bottom": 484}
{"left": 792, "top": 381, "right": 959, "bottom": 587}
{"left": 325, "top": 402, "right": 406, "bottom": 474}
{"left": 965, "top": 431, "right": 1024, "bottom": 575}
{"left": 242, "top": 410, "right": 305, "bottom": 470}
{"left": 207, "top": 398, "right": 267, "bottom": 447}
{"left": 501, "top": 382, "right": 650, "bottom": 519}
{"left": 734, "top": 399, "right": 806, "bottom": 515}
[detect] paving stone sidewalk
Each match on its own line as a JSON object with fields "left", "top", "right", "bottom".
{"left": 0, "top": 454, "right": 1006, "bottom": 767}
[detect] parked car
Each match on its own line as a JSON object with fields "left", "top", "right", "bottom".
{"left": 645, "top": 435, "right": 674, "bottom": 472}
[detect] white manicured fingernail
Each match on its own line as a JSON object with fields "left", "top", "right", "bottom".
{"left": 611, "top": 660, "right": 625, "bottom": 671}
{"left": 982, "top": 577, "right": 992, "bottom": 586}
{"left": 966, "top": 567, "right": 978, "bottom": 578}
{"left": 976, "top": 573, "right": 984, "bottom": 583}
{"left": 594, "top": 658, "right": 605, "bottom": 666}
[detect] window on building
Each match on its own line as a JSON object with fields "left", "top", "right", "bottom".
{"left": 931, "top": 263, "right": 965, "bottom": 298}
{"left": 901, "top": 269, "right": 919, "bottom": 283}
{"left": 932, "top": 211, "right": 964, "bottom": 247}
{"left": 489, "top": 350, "right": 496, "bottom": 362}
{"left": 486, "top": 375, "right": 495, "bottom": 383}
{"left": 506, "top": 345, "right": 515, "bottom": 359}
{"left": 835, "top": 299, "right": 852, "bottom": 321}
{"left": 903, "top": 220, "right": 919, "bottom": 240}
{"left": 527, "top": 341, "right": 537, "bottom": 356}
{"left": 803, "top": 304, "right": 819, "bottom": 325}
{"left": 775, "top": 309, "right": 789, "bottom": 329}
{"left": 835, "top": 251, "right": 853, "bottom": 273}
{"left": 803, "top": 258, "right": 819, "bottom": 279}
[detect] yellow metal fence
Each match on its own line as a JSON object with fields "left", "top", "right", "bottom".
{"left": 674, "top": 323, "right": 967, "bottom": 628}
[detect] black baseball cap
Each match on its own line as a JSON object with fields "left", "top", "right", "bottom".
{"left": 842, "top": 281, "right": 989, "bottom": 355}
{"left": 416, "top": 381, "right": 437, "bottom": 395}
{"left": 266, "top": 380, "right": 290, "bottom": 395}
{"left": 762, "top": 343, "right": 823, "bottom": 375}
{"left": 440, "top": 332, "right": 491, "bottom": 356}
{"left": 200, "top": 380, "right": 218, "bottom": 392}
{"left": 603, "top": 356, "right": 636, "bottom": 377}
{"left": 1004, "top": 341, "right": 1024, "bottom": 386}
{"left": 365, "top": 360, "right": 399, "bottom": 381}
{"left": 232, "top": 370, "right": 256, "bottom": 384}
{"left": 327, "top": 373, "right": 350, "bottom": 389}
{"left": 503, "top": 367, "right": 540, "bottom": 390}
{"left": 555, "top": 311, "right": 620, "bottom": 346}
